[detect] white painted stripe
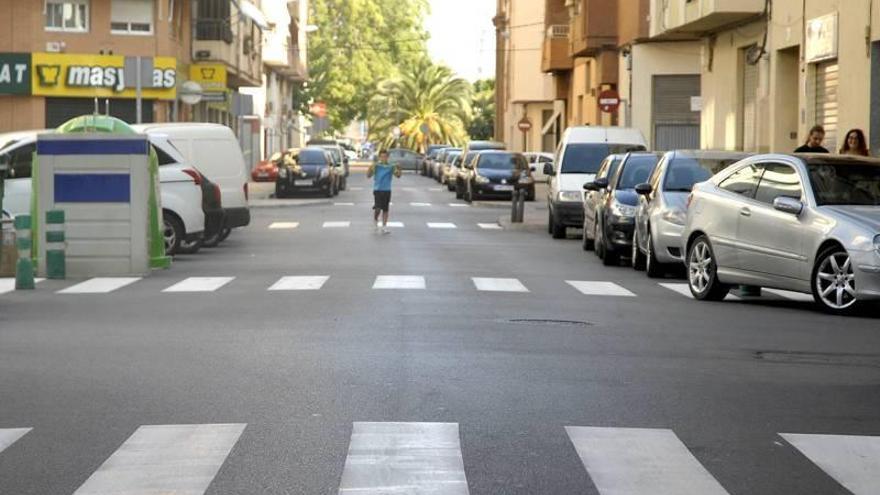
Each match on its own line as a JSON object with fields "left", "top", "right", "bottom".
{"left": 427, "top": 222, "right": 457, "bottom": 229}
{"left": 566, "top": 426, "right": 729, "bottom": 495}
{"left": 449, "top": 203, "right": 468, "bottom": 207}
{"left": 428, "top": 187, "right": 442, "bottom": 191}
{"left": 472, "top": 277, "right": 528, "bottom": 292}
{"left": 268, "top": 276, "right": 329, "bottom": 291}
{"left": 335, "top": 202, "right": 355, "bottom": 206}
{"left": 323, "top": 221, "right": 351, "bottom": 228}
{"left": 268, "top": 222, "right": 299, "bottom": 230}
{"left": 658, "top": 283, "right": 740, "bottom": 300}
{"left": 567, "top": 281, "right": 636, "bottom": 297}
{"left": 373, "top": 275, "right": 426, "bottom": 290}
{"left": 338, "top": 422, "right": 469, "bottom": 495}
{"left": 163, "top": 277, "right": 235, "bottom": 293}
{"left": 402, "top": 187, "right": 417, "bottom": 191}
{"left": 73, "top": 423, "right": 245, "bottom": 495}
{"left": 59, "top": 277, "right": 141, "bottom": 294}
{"left": 384, "top": 221, "right": 405, "bottom": 228}
{"left": 349, "top": 186, "right": 365, "bottom": 191}
{"left": 0, "top": 278, "right": 45, "bottom": 295}
{"left": 0, "top": 428, "right": 31, "bottom": 454}
{"left": 477, "top": 223, "right": 502, "bottom": 230}
{"left": 410, "top": 202, "right": 432, "bottom": 207}
{"left": 764, "top": 289, "right": 814, "bottom": 302}
{"left": 781, "top": 433, "right": 880, "bottom": 495}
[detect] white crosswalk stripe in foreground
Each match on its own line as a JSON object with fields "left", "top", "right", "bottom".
{"left": 339, "top": 422, "right": 469, "bottom": 495}
{"left": 410, "top": 202, "right": 432, "bottom": 207}
{"left": 567, "top": 281, "right": 636, "bottom": 297}
{"left": 0, "top": 428, "right": 31, "bottom": 454}
{"left": 349, "top": 186, "right": 364, "bottom": 191}
{"left": 449, "top": 203, "right": 468, "bottom": 207}
{"left": 334, "top": 202, "right": 355, "bottom": 206}
{"left": 566, "top": 426, "right": 730, "bottom": 495}
{"left": 781, "top": 433, "right": 880, "bottom": 495}
{"left": 73, "top": 424, "right": 245, "bottom": 495}
{"left": 477, "top": 223, "right": 502, "bottom": 230}
{"left": 373, "top": 275, "right": 426, "bottom": 289}
{"left": 268, "top": 276, "right": 330, "bottom": 291}
{"left": 659, "top": 283, "right": 740, "bottom": 300}
{"left": 59, "top": 277, "right": 141, "bottom": 294}
{"left": 472, "top": 277, "right": 528, "bottom": 292}
{"left": 268, "top": 222, "right": 299, "bottom": 229}
{"left": 427, "top": 222, "right": 457, "bottom": 229}
{"left": 0, "top": 278, "right": 45, "bottom": 295}
{"left": 163, "top": 277, "right": 235, "bottom": 293}
{"left": 323, "top": 221, "right": 351, "bottom": 228}
{"left": 383, "top": 221, "right": 405, "bottom": 228}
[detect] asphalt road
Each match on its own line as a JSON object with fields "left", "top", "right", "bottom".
{"left": 1, "top": 171, "right": 879, "bottom": 494}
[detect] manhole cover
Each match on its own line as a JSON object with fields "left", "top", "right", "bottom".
{"left": 754, "top": 350, "right": 880, "bottom": 368}
{"left": 508, "top": 319, "right": 593, "bottom": 327}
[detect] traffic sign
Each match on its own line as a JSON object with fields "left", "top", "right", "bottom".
{"left": 179, "top": 81, "right": 203, "bottom": 105}
{"left": 310, "top": 101, "right": 327, "bottom": 118}
{"left": 598, "top": 89, "right": 621, "bottom": 113}
{"left": 517, "top": 117, "right": 532, "bottom": 132}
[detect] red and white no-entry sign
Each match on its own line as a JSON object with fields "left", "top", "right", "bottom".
{"left": 517, "top": 117, "right": 532, "bottom": 132}
{"left": 598, "top": 89, "right": 621, "bottom": 113}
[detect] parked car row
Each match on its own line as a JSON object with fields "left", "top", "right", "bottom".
{"left": 0, "top": 122, "right": 251, "bottom": 256}
{"left": 275, "top": 147, "right": 348, "bottom": 198}
{"left": 548, "top": 126, "right": 880, "bottom": 315}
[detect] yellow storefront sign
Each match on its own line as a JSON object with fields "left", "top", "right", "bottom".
{"left": 189, "top": 63, "right": 227, "bottom": 93}
{"left": 31, "top": 53, "right": 177, "bottom": 100}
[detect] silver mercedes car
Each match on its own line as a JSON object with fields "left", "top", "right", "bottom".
{"left": 681, "top": 154, "right": 880, "bottom": 314}
{"left": 633, "top": 150, "right": 751, "bottom": 277}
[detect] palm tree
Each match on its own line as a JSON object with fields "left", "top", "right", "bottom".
{"left": 368, "top": 61, "right": 472, "bottom": 151}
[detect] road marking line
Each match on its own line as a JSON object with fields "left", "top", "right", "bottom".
{"left": 163, "top": 277, "right": 235, "bottom": 293}
{"left": 449, "top": 203, "right": 468, "bottom": 207}
{"left": 0, "top": 278, "right": 45, "bottom": 295}
{"left": 73, "top": 423, "right": 246, "bottom": 495}
{"left": 477, "top": 223, "right": 502, "bottom": 230}
{"left": 410, "top": 202, "right": 432, "bottom": 207}
{"left": 339, "top": 422, "right": 469, "bottom": 495}
{"left": 323, "top": 221, "right": 351, "bottom": 228}
{"left": 334, "top": 202, "right": 355, "bottom": 206}
{"left": 764, "top": 289, "right": 814, "bottom": 302}
{"left": 59, "top": 277, "right": 141, "bottom": 294}
{"left": 567, "top": 281, "right": 636, "bottom": 297}
{"left": 427, "top": 222, "right": 457, "bottom": 229}
{"left": 268, "top": 276, "right": 330, "bottom": 291}
{"left": 268, "top": 222, "right": 299, "bottom": 230}
{"left": 428, "top": 187, "right": 443, "bottom": 191}
{"left": 383, "top": 221, "right": 405, "bottom": 228}
{"left": 349, "top": 187, "right": 364, "bottom": 191}
{"left": 373, "top": 275, "right": 426, "bottom": 290}
{"left": 402, "top": 187, "right": 417, "bottom": 191}
{"left": 0, "top": 428, "right": 31, "bottom": 454}
{"left": 658, "top": 283, "right": 740, "bottom": 300}
{"left": 566, "top": 426, "right": 730, "bottom": 495}
{"left": 781, "top": 433, "right": 880, "bottom": 495}
{"left": 472, "top": 277, "right": 528, "bottom": 292}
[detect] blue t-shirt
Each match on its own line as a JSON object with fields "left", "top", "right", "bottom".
{"left": 373, "top": 163, "right": 395, "bottom": 191}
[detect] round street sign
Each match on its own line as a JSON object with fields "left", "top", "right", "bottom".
{"left": 598, "top": 89, "right": 621, "bottom": 113}
{"left": 392, "top": 126, "right": 401, "bottom": 138}
{"left": 517, "top": 117, "right": 532, "bottom": 132}
{"left": 179, "top": 81, "right": 203, "bottom": 105}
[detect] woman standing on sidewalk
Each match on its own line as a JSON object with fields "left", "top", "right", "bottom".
{"left": 839, "top": 129, "right": 870, "bottom": 156}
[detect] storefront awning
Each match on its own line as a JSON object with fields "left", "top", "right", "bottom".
{"left": 238, "top": 0, "right": 269, "bottom": 30}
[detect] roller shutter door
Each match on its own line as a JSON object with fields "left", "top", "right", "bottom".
{"left": 741, "top": 61, "right": 759, "bottom": 151}
{"left": 652, "top": 75, "right": 701, "bottom": 151}
{"left": 45, "top": 98, "right": 153, "bottom": 128}
{"left": 815, "top": 61, "right": 839, "bottom": 152}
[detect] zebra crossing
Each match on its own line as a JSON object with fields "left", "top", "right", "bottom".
{"left": 268, "top": 220, "right": 502, "bottom": 230}
{"left": 0, "top": 276, "right": 820, "bottom": 302}
{"left": 0, "top": 423, "right": 876, "bottom": 494}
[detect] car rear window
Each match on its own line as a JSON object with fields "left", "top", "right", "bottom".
{"left": 298, "top": 149, "right": 327, "bottom": 165}
{"left": 617, "top": 155, "right": 659, "bottom": 189}
{"left": 664, "top": 156, "right": 745, "bottom": 192}
{"left": 479, "top": 153, "right": 524, "bottom": 170}
{"left": 561, "top": 143, "right": 646, "bottom": 174}
{"left": 808, "top": 162, "right": 880, "bottom": 205}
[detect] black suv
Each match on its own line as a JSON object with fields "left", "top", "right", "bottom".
{"left": 275, "top": 147, "right": 340, "bottom": 198}
{"left": 463, "top": 151, "right": 535, "bottom": 202}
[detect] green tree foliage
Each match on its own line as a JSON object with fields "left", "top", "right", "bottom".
{"left": 368, "top": 60, "right": 472, "bottom": 152}
{"left": 468, "top": 78, "right": 495, "bottom": 141}
{"left": 301, "top": 0, "right": 430, "bottom": 132}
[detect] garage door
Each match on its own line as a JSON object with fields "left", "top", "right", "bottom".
{"left": 652, "top": 75, "right": 700, "bottom": 151}
{"left": 815, "top": 61, "right": 839, "bottom": 152}
{"left": 45, "top": 98, "right": 154, "bottom": 128}
{"left": 741, "top": 60, "right": 759, "bottom": 151}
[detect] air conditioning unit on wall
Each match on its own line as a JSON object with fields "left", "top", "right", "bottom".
{"left": 45, "top": 41, "right": 65, "bottom": 53}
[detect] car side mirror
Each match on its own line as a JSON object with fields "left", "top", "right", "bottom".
{"left": 635, "top": 183, "right": 653, "bottom": 196}
{"left": 530, "top": 165, "right": 536, "bottom": 172}
{"left": 543, "top": 163, "right": 553, "bottom": 176}
{"left": 593, "top": 177, "right": 609, "bottom": 190}
{"left": 773, "top": 196, "right": 803, "bottom": 215}
{"left": 583, "top": 181, "right": 598, "bottom": 191}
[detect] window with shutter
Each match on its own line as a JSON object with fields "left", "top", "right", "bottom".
{"left": 111, "top": 0, "right": 154, "bottom": 34}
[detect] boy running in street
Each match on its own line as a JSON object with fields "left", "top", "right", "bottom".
{"left": 367, "top": 149, "right": 401, "bottom": 234}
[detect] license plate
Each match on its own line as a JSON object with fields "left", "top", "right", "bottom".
{"left": 258, "top": 173, "right": 268, "bottom": 177}
{"left": 494, "top": 185, "right": 514, "bottom": 191}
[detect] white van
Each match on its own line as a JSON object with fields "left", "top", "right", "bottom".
{"left": 545, "top": 126, "right": 647, "bottom": 238}
{"left": 133, "top": 123, "right": 250, "bottom": 236}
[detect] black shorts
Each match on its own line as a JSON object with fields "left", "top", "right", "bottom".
{"left": 373, "top": 190, "right": 392, "bottom": 211}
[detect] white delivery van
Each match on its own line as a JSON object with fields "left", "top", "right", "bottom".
{"left": 133, "top": 123, "right": 250, "bottom": 237}
{"left": 545, "top": 126, "right": 647, "bottom": 239}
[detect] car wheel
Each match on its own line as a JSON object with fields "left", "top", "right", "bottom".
{"left": 687, "top": 235, "right": 729, "bottom": 301}
{"left": 339, "top": 178, "right": 347, "bottom": 191}
{"left": 812, "top": 245, "right": 859, "bottom": 315}
{"left": 645, "top": 231, "right": 665, "bottom": 278}
{"left": 631, "top": 229, "right": 646, "bottom": 271}
{"left": 325, "top": 183, "right": 334, "bottom": 197}
{"left": 581, "top": 218, "right": 594, "bottom": 251}
{"left": 177, "top": 237, "right": 203, "bottom": 255}
{"left": 218, "top": 227, "right": 232, "bottom": 242}
{"left": 551, "top": 213, "right": 566, "bottom": 239}
{"left": 526, "top": 187, "right": 535, "bottom": 202}
{"left": 202, "top": 229, "right": 222, "bottom": 248}
{"left": 547, "top": 209, "right": 553, "bottom": 234}
{"left": 162, "top": 212, "right": 184, "bottom": 256}
{"left": 455, "top": 183, "right": 464, "bottom": 199}
{"left": 600, "top": 222, "right": 619, "bottom": 266}
{"left": 275, "top": 183, "right": 287, "bottom": 199}
{"left": 594, "top": 220, "right": 604, "bottom": 259}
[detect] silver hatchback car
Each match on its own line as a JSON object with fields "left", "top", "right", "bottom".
{"left": 682, "top": 154, "right": 880, "bottom": 314}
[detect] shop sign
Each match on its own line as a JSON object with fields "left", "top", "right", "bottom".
{"left": 189, "top": 63, "right": 227, "bottom": 93}
{"left": 31, "top": 53, "right": 177, "bottom": 100}
{"left": 0, "top": 53, "right": 31, "bottom": 94}
{"left": 805, "top": 13, "right": 838, "bottom": 63}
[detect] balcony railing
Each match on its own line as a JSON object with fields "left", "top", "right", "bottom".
{"left": 196, "top": 19, "right": 233, "bottom": 43}
{"left": 547, "top": 24, "right": 570, "bottom": 38}
{"left": 542, "top": 25, "right": 573, "bottom": 73}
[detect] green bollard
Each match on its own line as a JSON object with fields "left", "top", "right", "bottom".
{"left": 45, "top": 210, "right": 65, "bottom": 279}
{"left": 14, "top": 215, "right": 34, "bottom": 290}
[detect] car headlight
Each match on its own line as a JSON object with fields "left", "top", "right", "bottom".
{"left": 874, "top": 234, "right": 880, "bottom": 255}
{"left": 557, "top": 191, "right": 581, "bottom": 202}
{"left": 475, "top": 175, "right": 489, "bottom": 184}
{"left": 610, "top": 200, "right": 637, "bottom": 218}
{"left": 661, "top": 207, "right": 687, "bottom": 226}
